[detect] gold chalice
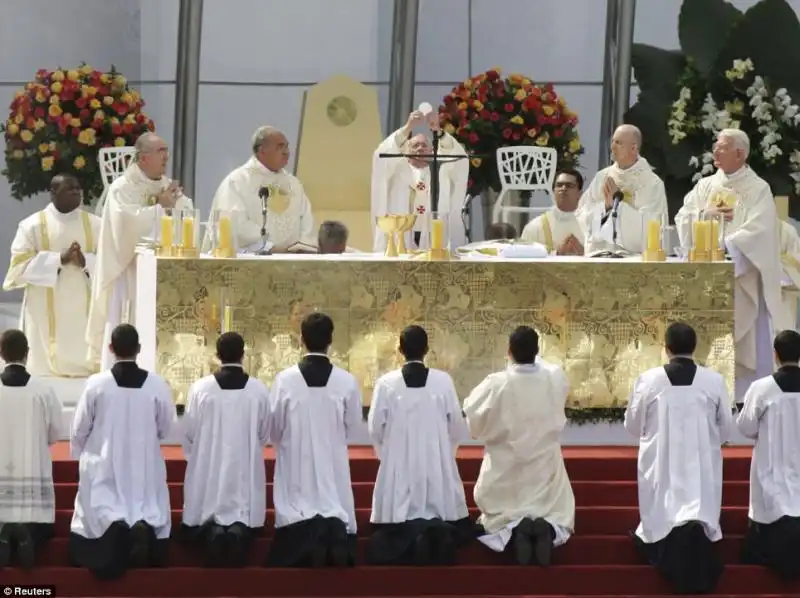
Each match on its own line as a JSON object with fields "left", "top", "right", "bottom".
{"left": 376, "top": 215, "right": 405, "bottom": 257}
{"left": 714, "top": 189, "right": 736, "bottom": 209}
{"left": 396, "top": 214, "right": 417, "bottom": 254}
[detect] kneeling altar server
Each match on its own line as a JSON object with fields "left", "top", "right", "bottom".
{"left": 182, "top": 332, "right": 271, "bottom": 568}
{"left": 463, "top": 326, "right": 574, "bottom": 567}
{"left": 266, "top": 313, "right": 362, "bottom": 568}
{"left": 69, "top": 324, "right": 175, "bottom": 579}
{"left": 625, "top": 322, "right": 732, "bottom": 595}
{"left": 366, "top": 325, "right": 470, "bottom": 566}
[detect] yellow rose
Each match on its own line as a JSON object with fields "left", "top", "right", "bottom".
{"left": 472, "top": 100, "right": 484, "bottom": 111}
{"left": 11, "top": 150, "right": 23, "bottom": 159}
{"left": 19, "top": 130, "right": 33, "bottom": 143}
{"left": 35, "top": 91, "right": 47, "bottom": 103}
{"left": 457, "top": 102, "right": 468, "bottom": 111}
{"left": 535, "top": 132, "right": 550, "bottom": 146}
{"left": 34, "top": 119, "right": 45, "bottom": 131}
{"left": 6, "top": 123, "right": 19, "bottom": 136}
{"left": 13, "top": 113, "right": 23, "bottom": 125}
{"left": 48, "top": 104, "right": 63, "bottom": 118}
{"left": 103, "top": 96, "right": 114, "bottom": 106}
{"left": 49, "top": 94, "right": 60, "bottom": 105}
{"left": 67, "top": 70, "right": 79, "bottom": 82}
{"left": 77, "top": 128, "right": 97, "bottom": 146}
{"left": 514, "top": 89, "right": 527, "bottom": 102}
{"left": 51, "top": 71, "right": 65, "bottom": 82}
{"left": 80, "top": 64, "right": 93, "bottom": 75}
{"left": 114, "top": 75, "right": 127, "bottom": 86}
{"left": 542, "top": 105, "right": 555, "bottom": 116}
{"left": 471, "top": 158, "right": 482, "bottom": 167}
{"left": 521, "top": 78, "right": 532, "bottom": 86}
{"left": 41, "top": 156, "right": 55, "bottom": 171}
{"left": 90, "top": 98, "right": 101, "bottom": 109}
{"left": 510, "top": 115, "right": 524, "bottom": 125}
{"left": 51, "top": 81, "right": 63, "bottom": 94}
{"left": 70, "top": 118, "right": 81, "bottom": 128}
{"left": 73, "top": 155, "right": 86, "bottom": 169}
{"left": 93, "top": 110, "right": 105, "bottom": 121}
{"left": 114, "top": 137, "right": 126, "bottom": 146}
{"left": 38, "top": 143, "right": 49, "bottom": 154}
{"left": 131, "top": 91, "right": 140, "bottom": 102}
{"left": 48, "top": 142, "right": 56, "bottom": 150}
{"left": 82, "top": 86, "right": 97, "bottom": 97}
{"left": 124, "top": 114, "right": 136, "bottom": 124}
{"left": 121, "top": 92, "right": 133, "bottom": 105}
{"left": 568, "top": 137, "right": 582, "bottom": 153}
{"left": 100, "top": 74, "right": 110, "bottom": 84}
{"left": 110, "top": 117, "right": 120, "bottom": 125}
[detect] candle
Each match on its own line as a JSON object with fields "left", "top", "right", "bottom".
{"left": 223, "top": 306, "right": 233, "bottom": 333}
{"left": 210, "top": 303, "right": 218, "bottom": 322}
{"left": 693, "top": 221, "right": 709, "bottom": 251}
{"left": 646, "top": 220, "right": 661, "bottom": 252}
{"left": 182, "top": 217, "right": 194, "bottom": 249}
{"left": 709, "top": 220, "right": 720, "bottom": 252}
{"left": 218, "top": 216, "right": 233, "bottom": 252}
{"left": 431, "top": 219, "right": 445, "bottom": 250}
{"left": 160, "top": 215, "right": 173, "bottom": 248}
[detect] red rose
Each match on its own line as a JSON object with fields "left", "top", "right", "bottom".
{"left": 479, "top": 109, "right": 490, "bottom": 119}
{"left": 111, "top": 123, "right": 122, "bottom": 135}
{"left": 79, "top": 109, "right": 90, "bottom": 120}
{"left": 489, "top": 112, "right": 500, "bottom": 122}
{"left": 114, "top": 103, "right": 128, "bottom": 116}
{"left": 504, "top": 103, "right": 514, "bottom": 113}
{"left": 554, "top": 129, "right": 564, "bottom": 138}
{"left": 34, "top": 107, "right": 44, "bottom": 118}
{"left": 25, "top": 117, "right": 35, "bottom": 129}
{"left": 135, "top": 113, "right": 145, "bottom": 124}
{"left": 468, "top": 132, "right": 479, "bottom": 144}
{"left": 486, "top": 70, "right": 499, "bottom": 81}
{"left": 75, "top": 97, "right": 87, "bottom": 109}
{"left": 512, "top": 132, "right": 521, "bottom": 141}
{"left": 502, "top": 128, "right": 512, "bottom": 139}
{"left": 71, "top": 128, "right": 79, "bottom": 137}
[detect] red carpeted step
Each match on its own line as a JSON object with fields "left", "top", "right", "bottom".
{"left": 33, "top": 534, "right": 746, "bottom": 566}
{"left": 2, "top": 565, "right": 799, "bottom": 596}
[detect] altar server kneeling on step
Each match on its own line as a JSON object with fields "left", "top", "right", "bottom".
{"left": 69, "top": 324, "right": 176, "bottom": 579}
{"left": 366, "top": 325, "right": 471, "bottom": 565}
{"left": 0, "top": 329, "right": 62, "bottom": 569}
{"left": 266, "top": 313, "right": 362, "bottom": 568}
{"left": 738, "top": 329, "right": 800, "bottom": 579}
{"left": 462, "top": 326, "right": 575, "bottom": 567}
{"left": 625, "top": 321, "right": 732, "bottom": 595}
{"left": 181, "top": 332, "right": 271, "bottom": 568}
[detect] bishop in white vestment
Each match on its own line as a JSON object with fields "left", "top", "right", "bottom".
{"left": 371, "top": 110, "right": 468, "bottom": 252}
{"left": 3, "top": 174, "right": 101, "bottom": 377}
{"left": 778, "top": 220, "right": 800, "bottom": 329}
{"left": 86, "top": 133, "right": 193, "bottom": 371}
{"left": 738, "top": 330, "right": 800, "bottom": 579}
{"left": 0, "top": 330, "right": 62, "bottom": 568}
{"left": 463, "top": 326, "right": 574, "bottom": 567}
{"left": 675, "top": 130, "right": 791, "bottom": 401}
{"left": 520, "top": 168, "right": 585, "bottom": 255}
{"left": 203, "top": 126, "right": 315, "bottom": 253}
{"left": 266, "top": 313, "right": 362, "bottom": 568}
{"left": 69, "top": 324, "right": 175, "bottom": 579}
{"left": 366, "top": 325, "right": 470, "bottom": 566}
{"left": 182, "top": 332, "right": 271, "bottom": 568}
{"left": 624, "top": 322, "right": 731, "bottom": 595}
{"left": 578, "top": 125, "right": 668, "bottom": 254}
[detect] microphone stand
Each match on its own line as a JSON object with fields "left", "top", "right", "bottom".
{"left": 255, "top": 186, "right": 273, "bottom": 255}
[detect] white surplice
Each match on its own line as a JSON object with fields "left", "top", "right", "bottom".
{"left": 736, "top": 369, "right": 800, "bottom": 524}
{"left": 624, "top": 363, "right": 733, "bottom": 543}
{"left": 69, "top": 367, "right": 175, "bottom": 539}
{"left": 202, "top": 157, "right": 315, "bottom": 252}
{"left": 367, "top": 364, "right": 469, "bottom": 524}
{"left": 675, "top": 167, "right": 791, "bottom": 400}
{"left": 578, "top": 157, "right": 668, "bottom": 254}
{"left": 462, "top": 361, "right": 574, "bottom": 551}
{"left": 519, "top": 207, "right": 585, "bottom": 254}
{"left": 268, "top": 359, "right": 362, "bottom": 533}
{"left": 371, "top": 129, "right": 468, "bottom": 252}
{"left": 3, "top": 204, "right": 101, "bottom": 377}
{"left": 182, "top": 369, "right": 271, "bottom": 528}
{"left": 86, "top": 164, "right": 193, "bottom": 371}
{"left": 778, "top": 220, "right": 800, "bottom": 329}
{"left": 0, "top": 368, "right": 62, "bottom": 523}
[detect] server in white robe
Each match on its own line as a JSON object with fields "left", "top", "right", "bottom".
{"left": 675, "top": 130, "right": 791, "bottom": 402}
{"left": 181, "top": 332, "right": 271, "bottom": 568}
{"left": 266, "top": 313, "right": 362, "bottom": 568}
{"left": 371, "top": 110, "right": 469, "bottom": 252}
{"left": 87, "top": 133, "right": 193, "bottom": 371}
{"left": 463, "top": 326, "right": 574, "bottom": 567}
{"left": 578, "top": 125, "right": 668, "bottom": 255}
{"left": 366, "top": 325, "right": 470, "bottom": 566}
{"left": 738, "top": 330, "right": 800, "bottom": 578}
{"left": 624, "top": 322, "right": 732, "bottom": 595}
{"left": 202, "top": 126, "right": 315, "bottom": 253}
{"left": 69, "top": 324, "right": 175, "bottom": 579}
{"left": 3, "top": 174, "right": 101, "bottom": 377}
{"left": 778, "top": 220, "right": 800, "bottom": 329}
{"left": 521, "top": 168, "right": 586, "bottom": 255}
{"left": 0, "top": 330, "right": 62, "bottom": 568}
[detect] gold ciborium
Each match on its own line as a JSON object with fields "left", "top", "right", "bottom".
{"left": 376, "top": 215, "right": 405, "bottom": 257}
{"left": 396, "top": 214, "right": 417, "bottom": 254}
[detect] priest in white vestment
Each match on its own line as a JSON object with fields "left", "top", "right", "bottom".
{"left": 202, "top": 126, "right": 315, "bottom": 253}
{"left": 3, "top": 174, "right": 101, "bottom": 377}
{"left": 675, "top": 129, "right": 791, "bottom": 402}
{"left": 182, "top": 332, "right": 271, "bottom": 568}
{"left": 463, "top": 325, "right": 574, "bottom": 567}
{"left": 624, "top": 322, "right": 731, "bottom": 594}
{"left": 737, "top": 330, "right": 800, "bottom": 578}
{"left": 0, "top": 329, "right": 62, "bottom": 568}
{"left": 266, "top": 313, "right": 362, "bottom": 568}
{"left": 69, "top": 324, "right": 175, "bottom": 579}
{"left": 521, "top": 168, "right": 585, "bottom": 255}
{"left": 371, "top": 109, "right": 469, "bottom": 252}
{"left": 578, "top": 124, "right": 668, "bottom": 255}
{"left": 366, "top": 325, "right": 470, "bottom": 566}
{"left": 778, "top": 220, "right": 800, "bottom": 329}
{"left": 86, "top": 133, "right": 193, "bottom": 371}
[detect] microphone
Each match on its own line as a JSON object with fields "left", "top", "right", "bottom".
{"left": 258, "top": 186, "right": 270, "bottom": 238}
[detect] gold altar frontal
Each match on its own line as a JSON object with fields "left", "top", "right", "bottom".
{"left": 154, "top": 257, "right": 735, "bottom": 409}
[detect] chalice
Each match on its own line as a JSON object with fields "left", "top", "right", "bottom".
{"left": 396, "top": 214, "right": 417, "bottom": 254}
{"left": 376, "top": 215, "right": 405, "bottom": 257}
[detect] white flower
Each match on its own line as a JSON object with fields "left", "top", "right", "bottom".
{"left": 688, "top": 156, "right": 700, "bottom": 168}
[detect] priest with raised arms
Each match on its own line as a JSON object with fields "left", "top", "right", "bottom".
{"left": 520, "top": 168, "right": 585, "bottom": 255}
{"left": 738, "top": 329, "right": 800, "bottom": 579}
{"left": 86, "top": 133, "right": 193, "bottom": 371}
{"left": 69, "top": 324, "right": 175, "bottom": 579}
{"left": 371, "top": 108, "right": 468, "bottom": 252}
{"left": 203, "top": 126, "right": 315, "bottom": 253}
{"left": 266, "top": 312, "right": 361, "bottom": 568}
{"left": 366, "top": 325, "right": 470, "bottom": 566}
{"left": 624, "top": 322, "right": 732, "bottom": 595}
{"left": 462, "top": 325, "right": 574, "bottom": 567}
{"left": 3, "top": 174, "right": 101, "bottom": 377}
{"left": 578, "top": 124, "right": 668, "bottom": 254}
{"left": 181, "top": 331, "right": 271, "bottom": 568}
{"left": 675, "top": 129, "right": 791, "bottom": 401}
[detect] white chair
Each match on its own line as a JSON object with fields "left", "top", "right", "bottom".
{"left": 492, "top": 146, "right": 558, "bottom": 224}
{"left": 98, "top": 146, "right": 136, "bottom": 191}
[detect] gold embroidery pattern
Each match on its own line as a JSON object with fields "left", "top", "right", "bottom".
{"left": 541, "top": 213, "right": 554, "bottom": 253}
{"left": 37, "top": 212, "right": 60, "bottom": 376}
{"left": 80, "top": 211, "right": 95, "bottom": 315}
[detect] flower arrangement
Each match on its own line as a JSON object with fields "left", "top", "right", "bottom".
{"left": 438, "top": 68, "right": 584, "bottom": 197}
{"left": 1, "top": 63, "right": 155, "bottom": 203}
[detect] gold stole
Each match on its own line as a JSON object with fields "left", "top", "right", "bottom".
{"left": 541, "top": 212, "right": 554, "bottom": 252}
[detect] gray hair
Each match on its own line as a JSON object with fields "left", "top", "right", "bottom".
{"left": 133, "top": 132, "right": 161, "bottom": 162}
{"left": 718, "top": 128, "right": 750, "bottom": 157}
{"left": 252, "top": 126, "right": 282, "bottom": 154}
{"left": 318, "top": 220, "right": 348, "bottom": 249}
{"left": 615, "top": 124, "right": 642, "bottom": 146}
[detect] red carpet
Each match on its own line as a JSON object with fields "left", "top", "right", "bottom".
{"left": 3, "top": 444, "right": 799, "bottom": 596}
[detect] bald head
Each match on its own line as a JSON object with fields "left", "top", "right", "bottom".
{"left": 610, "top": 124, "right": 642, "bottom": 168}
{"left": 252, "top": 125, "right": 290, "bottom": 172}
{"left": 134, "top": 132, "right": 168, "bottom": 179}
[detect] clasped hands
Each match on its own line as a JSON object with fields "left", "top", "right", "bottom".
{"left": 703, "top": 203, "right": 734, "bottom": 222}
{"left": 60, "top": 241, "right": 86, "bottom": 268}
{"left": 602, "top": 177, "right": 620, "bottom": 211}
{"left": 556, "top": 234, "right": 584, "bottom": 256}
{"left": 156, "top": 181, "right": 183, "bottom": 209}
